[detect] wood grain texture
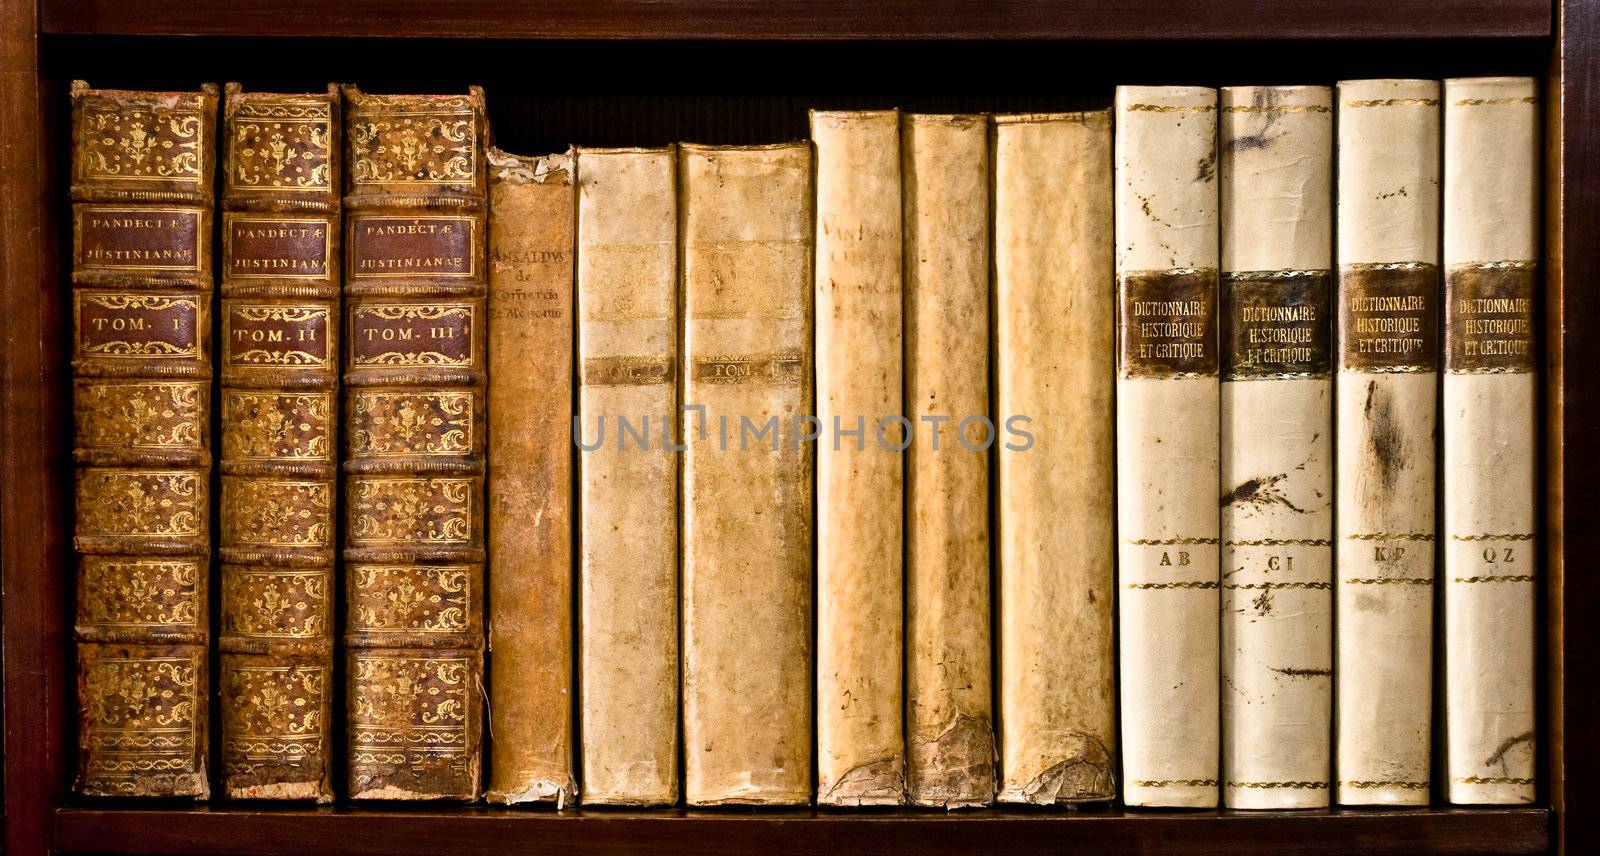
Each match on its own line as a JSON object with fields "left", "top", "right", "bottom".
{"left": 52, "top": 806, "right": 1552, "bottom": 856}
{"left": 2, "top": 0, "right": 70, "bottom": 845}
{"left": 38, "top": 0, "right": 1549, "bottom": 40}
{"left": 1551, "top": 2, "right": 1596, "bottom": 852}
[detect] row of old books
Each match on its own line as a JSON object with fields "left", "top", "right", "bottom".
{"left": 68, "top": 77, "right": 1537, "bottom": 810}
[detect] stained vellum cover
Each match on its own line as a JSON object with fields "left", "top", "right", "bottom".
{"left": 903, "top": 114, "right": 996, "bottom": 809}
{"left": 812, "top": 111, "right": 907, "bottom": 806}
{"left": 485, "top": 149, "right": 577, "bottom": 806}
{"left": 1218, "top": 85, "right": 1335, "bottom": 809}
{"left": 1113, "top": 85, "right": 1221, "bottom": 809}
{"left": 1442, "top": 76, "right": 1539, "bottom": 806}
{"left": 993, "top": 111, "right": 1116, "bottom": 805}
{"left": 1334, "top": 78, "right": 1441, "bottom": 807}
{"left": 576, "top": 146, "right": 681, "bottom": 806}
{"left": 679, "top": 142, "right": 814, "bottom": 805}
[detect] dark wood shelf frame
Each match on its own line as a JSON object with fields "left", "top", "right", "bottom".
{"left": 37, "top": 0, "right": 1551, "bottom": 41}
{"left": 53, "top": 806, "right": 1553, "bottom": 856}
{"left": 2, "top": 2, "right": 1593, "bottom": 855}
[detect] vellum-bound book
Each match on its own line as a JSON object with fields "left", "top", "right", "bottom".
{"left": 218, "top": 84, "right": 340, "bottom": 802}
{"left": 1442, "top": 77, "right": 1539, "bottom": 806}
{"left": 485, "top": 149, "right": 576, "bottom": 806}
{"left": 1218, "top": 85, "right": 1335, "bottom": 809}
{"left": 1334, "top": 78, "right": 1441, "bottom": 807}
{"left": 993, "top": 111, "right": 1116, "bottom": 805}
{"left": 1113, "top": 85, "right": 1221, "bottom": 809}
{"left": 812, "top": 111, "right": 907, "bottom": 806}
{"left": 679, "top": 142, "right": 813, "bottom": 806}
{"left": 576, "top": 146, "right": 681, "bottom": 806}
{"left": 903, "top": 114, "right": 996, "bottom": 809}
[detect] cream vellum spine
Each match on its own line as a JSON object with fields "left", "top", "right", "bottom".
{"left": 1218, "top": 85, "right": 1335, "bottom": 810}
{"left": 1113, "top": 85, "right": 1221, "bottom": 809}
{"left": 811, "top": 111, "right": 907, "bottom": 807}
{"left": 903, "top": 114, "right": 996, "bottom": 809}
{"left": 993, "top": 111, "right": 1117, "bottom": 805}
{"left": 575, "top": 146, "right": 681, "bottom": 806}
{"left": 1334, "top": 78, "right": 1442, "bottom": 807}
{"left": 1442, "top": 77, "right": 1539, "bottom": 806}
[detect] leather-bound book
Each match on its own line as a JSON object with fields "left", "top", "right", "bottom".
{"left": 680, "top": 142, "right": 813, "bottom": 806}
{"left": 1114, "top": 85, "right": 1221, "bottom": 809}
{"left": 70, "top": 81, "right": 218, "bottom": 798}
{"left": 341, "top": 86, "right": 488, "bottom": 801}
{"left": 217, "top": 83, "right": 340, "bottom": 803}
{"left": 993, "top": 111, "right": 1116, "bottom": 805}
{"left": 1442, "top": 77, "right": 1539, "bottom": 805}
{"left": 1334, "top": 78, "right": 1441, "bottom": 807}
{"left": 903, "top": 113, "right": 995, "bottom": 809}
{"left": 1218, "top": 85, "right": 1334, "bottom": 809}
{"left": 485, "top": 148, "right": 576, "bottom": 806}
{"left": 575, "top": 146, "right": 680, "bottom": 806}
{"left": 811, "top": 110, "right": 906, "bottom": 807}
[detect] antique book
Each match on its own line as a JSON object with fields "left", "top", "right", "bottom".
{"left": 1334, "top": 78, "right": 1441, "bottom": 807}
{"left": 485, "top": 149, "right": 576, "bottom": 806}
{"left": 993, "top": 111, "right": 1116, "bottom": 805}
{"left": 217, "top": 84, "right": 341, "bottom": 802}
{"left": 1442, "top": 77, "right": 1539, "bottom": 805}
{"left": 575, "top": 146, "right": 680, "bottom": 806}
{"left": 1114, "top": 85, "right": 1221, "bottom": 809}
{"left": 811, "top": 110, "right": 906, "bottom": 807}
{"left": 69, "top": 82, "right": 217, "bottom": 799}
{"left": 1218, "top": 85, "right": 1335, "bottom": 809}
{"left": 903, "top": 113, "right": 995, "bottom": 809}
{"left": 341, "top": 86, "right": 488, "bottom": 801}
{"left": 680, "top": 142, "right": 813, "bottom": 806}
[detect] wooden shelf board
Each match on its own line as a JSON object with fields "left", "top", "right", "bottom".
{"left": 54, "top": 805, "right": 1551, "bottom": 856}
{"left": 39, "top": 0, "right": 1550, "bottom": 41}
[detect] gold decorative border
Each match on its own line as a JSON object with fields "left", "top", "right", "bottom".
{"left": 77, "top": 206, "right": 204, "bottom": 274}
{"left": 1343, "top": 98, "right": 1440, "bottom": 108}
{"left": 224, "top": 215, "right": 334, "bottom": 280}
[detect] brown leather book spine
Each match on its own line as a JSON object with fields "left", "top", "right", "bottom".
{"left": 217, "top": 84, "right": 341, "bottom": 802}
{"left": 341, "top": 86, "right": 489, "bottom": 801}
{"left": 69, "top": 81, "right": 218, "bottom": 799}
{"left": 484, "top": 149, "right": 576, "bottom": 806}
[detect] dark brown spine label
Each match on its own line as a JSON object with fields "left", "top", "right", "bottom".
{"left": 350, "top": 302, "right": 477, "bottom": 367}
{"left": 1338, "top": 263, "right": 1440, "bottom": 372}
{"left": 226, "top": 216, "right": 333, "bottom": 280}
{"left": 1445, "top": 263, "right": 1536, "bottom": 374}
{"left": 349, "top": 215, "right": 475, "bottom": 280}
{"left": 76, "top": 206, "right": 203, "bottom": 274}
{"left": 224, "top": 304, "right": 332, "bottom": 368}
{"left": 1118, "top": 269, "right": 1219, "bottom": 378}
{"left": 1222, "top": 270, "right": 1332, "bottom": 380}
{"left": 76, "top": 293, "right": 201, "bottom": 360}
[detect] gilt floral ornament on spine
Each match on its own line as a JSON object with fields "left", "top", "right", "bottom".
{"left": 79, "top": 101, "right": 205, "bottom": 183}
{"left": 231, "top": 99, "right": 333, "bottom": 191}
{"left": 349, "top": 103, "right": 476, "bottom": 185}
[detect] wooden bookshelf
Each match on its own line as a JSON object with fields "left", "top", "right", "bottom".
{"left": 2, "top": 1, "right": 1592, "bottom": 854}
